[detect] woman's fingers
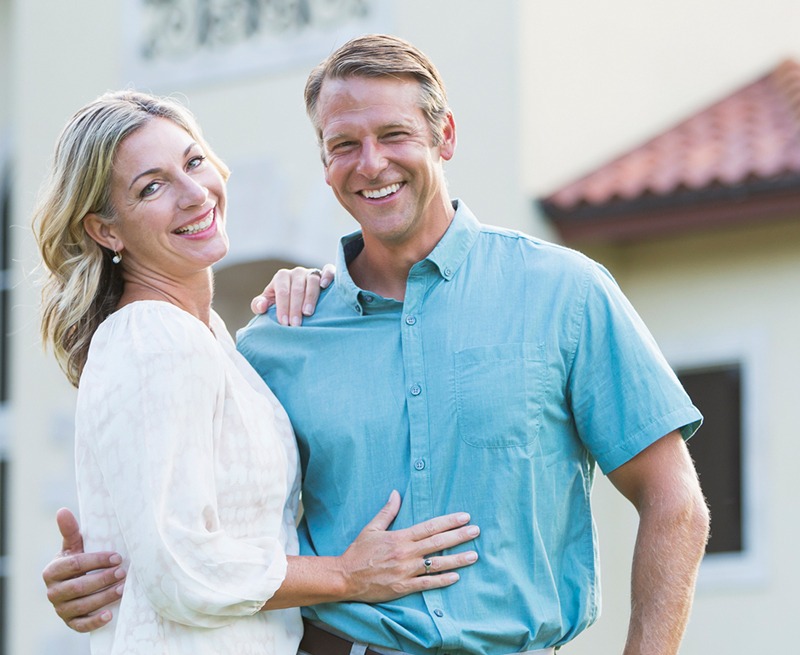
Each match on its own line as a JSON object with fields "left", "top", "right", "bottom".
{"left": 250, "top": 264, "right": 335, "bottom": 325}
{"left": 360, "top": 490, "right": 402, "bottom": 532}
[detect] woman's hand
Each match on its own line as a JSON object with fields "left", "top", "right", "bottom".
{"left": 264, "top": 491, "right": 479, "bottom": 609}
{"left": 339, "top": 490, "right": 479, "bottom": 602}
{"left": 250, "top": 264, "right": 335, "bottom": 326}
{"left": 42, "top": 508, "right": 126, "bottom": 632}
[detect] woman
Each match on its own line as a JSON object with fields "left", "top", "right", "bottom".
{"left": 33, "top": 90, "right": 478, "bottom": 654}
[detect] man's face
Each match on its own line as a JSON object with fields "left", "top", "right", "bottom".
{"left": 316, "top": 75, "right": 455, "bottom": 249}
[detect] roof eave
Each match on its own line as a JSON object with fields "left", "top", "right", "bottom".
{"left": 539, "top": 180, "right": 800, "bottom": 245}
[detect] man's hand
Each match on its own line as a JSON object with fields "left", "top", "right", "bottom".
{"left": 250, "top": 264, "right": 335, "bottom": 325}
{"left": 42, "top": 508, "right": 126, "bottom": 632}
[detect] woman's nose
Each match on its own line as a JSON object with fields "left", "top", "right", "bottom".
{"left": 178, "top": 174, "right": 209, "bottom": 208}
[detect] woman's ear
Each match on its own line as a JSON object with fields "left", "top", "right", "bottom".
{"left": 83, "top": 213, "right": 123, "bottom": 253}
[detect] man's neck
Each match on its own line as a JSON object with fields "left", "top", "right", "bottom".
{"left": 348, "top": 204, "right": 456, "bottom": 302}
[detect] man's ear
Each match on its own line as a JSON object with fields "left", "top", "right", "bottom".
{"left": 83, "top": 213, "right": 123, "bottom": 253}
{"left": 439, "top": 111, "right": 457, "bottom": 162}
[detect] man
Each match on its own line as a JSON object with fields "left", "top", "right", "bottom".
{"left": 43, "top": 34, "right": 709, "bottom": 654}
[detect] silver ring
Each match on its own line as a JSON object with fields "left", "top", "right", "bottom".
{"left": 423, "top": 557, "right": 432, "bottom": 575}
{"left": 308, "top": 268, "right": 322, "bottom": 277}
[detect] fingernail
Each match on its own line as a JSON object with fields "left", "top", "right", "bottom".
{"left": 465, "top": 551, "right": 478, "bottom": 562}
{"left": 457, "top": 513, "right": 470, "bottom": 523}
{"left": 99, "top": 610, "right": 112, "bottom": 622}
{"left": 290, "top": 315, "right": 301, "bottom": 327}
{"left": 303, "top": 304, "right": 313, "bottom": 316}
{"left": 466, "top": 525, "right": 480, "bottom": 537}
{"left": 279, "top": 315, "right": 289, "bottom": 326}
{"left": 254, "top": 298, "right": 266, "bottom": 313}
{"left": 114, "top": 567, "right": 126, "bottom": 580}
{"left": 109, "top": 554, "right": 122, "bottom": 565}
{"left": 115, "top": 584, "right": 124, "bottom": 596}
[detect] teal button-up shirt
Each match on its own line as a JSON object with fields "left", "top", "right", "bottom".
{"left": 237, "top": 200, "right": 701, "bottom": 654}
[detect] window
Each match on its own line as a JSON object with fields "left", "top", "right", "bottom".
{"left": 662, "top": 331, "right": 767, "bottom": 588}
{"left": 678, "top": 364, "right": 743, "bottom": 554}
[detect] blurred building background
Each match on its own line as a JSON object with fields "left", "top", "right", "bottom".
{"left": 1, "top": 0, "right": 799, "bottom": 653}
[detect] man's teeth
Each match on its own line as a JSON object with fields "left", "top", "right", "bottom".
{"left": 175, "top": 210, "right": 214, "bottom": 235}
{"left": 361, "top": 183, "right": 400, "bottom": 199}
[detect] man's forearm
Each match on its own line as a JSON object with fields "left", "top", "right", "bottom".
{"left": 623, "top": 488, "right": 709, "bottom": 655}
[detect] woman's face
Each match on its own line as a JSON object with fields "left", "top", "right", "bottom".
{"left": 105, "top": 117, "right": 229, "bottom": 280}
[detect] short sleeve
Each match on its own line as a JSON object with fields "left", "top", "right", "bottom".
{"left": 566, "top": 262, "right": 702, "bottom": 474}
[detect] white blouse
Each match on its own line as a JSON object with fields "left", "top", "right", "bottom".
{"left": 75, "top": 301, "right": 303, "bottom": 654}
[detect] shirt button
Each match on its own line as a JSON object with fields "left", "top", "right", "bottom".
{"left": 410, "top": 384, "right": 422, "bottom": 396}
{"left": 414, "top": 458, "right": 425, "bottom": 471}
{"left": 364, "top": 295, "right": 374, "bottom": 304}
{"left": 444, "top": 267, "right": 453, "bottom": 277}
{"left": 405, "top": 315, "right": 417, "bottom": 325}
{"left": 433, "top": 608, "right": 444, "bottom": 617}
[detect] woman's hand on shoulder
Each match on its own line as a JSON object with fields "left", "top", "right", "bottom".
{"left": 250, "top": 264, "right": 335, "bottom": 326}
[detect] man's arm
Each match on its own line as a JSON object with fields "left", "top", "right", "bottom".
{"left": 42, "top": 508, "right": 126, "bottom": 632}
{"left": 607, "top": 431, "right": 710, "bottom": 655}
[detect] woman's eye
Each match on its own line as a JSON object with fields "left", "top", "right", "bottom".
{"left": 140, "top": 181, "right": 160, "bottom": 198}
{"left": 188, "top": 155, "right": 206, "bottom": 169}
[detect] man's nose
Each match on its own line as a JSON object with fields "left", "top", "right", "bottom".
{"left": 356, "top": 140, "right": 388, "bottom": 179}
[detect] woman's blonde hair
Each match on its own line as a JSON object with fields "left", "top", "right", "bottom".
{"left": 33, "top": 90, "right": 229, "bottom": 387}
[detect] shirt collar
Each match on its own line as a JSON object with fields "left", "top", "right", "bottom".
{"left": 334, "top": 199, "right": 481, "bottom": 313}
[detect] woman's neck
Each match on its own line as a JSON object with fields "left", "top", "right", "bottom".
{"left": 118, "top": 269, "right": 214, "bottom": 327}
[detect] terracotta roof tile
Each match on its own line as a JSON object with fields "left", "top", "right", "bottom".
{"left": 539, "top": 59, "right": 800, "bottom": 243}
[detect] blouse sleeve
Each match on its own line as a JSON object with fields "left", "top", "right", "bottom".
{"left": 80, "top": 305, "right": 288, "bottom": 627}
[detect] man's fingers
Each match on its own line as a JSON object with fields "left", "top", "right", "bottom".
{"left": 55, "top": 508, "right": 83, "bottom": 554}
{"left": 66, "top": 609, "right": 115, "bottom": 634}
{"left": 58, "top": 579, "right": 124, "bottom": 632}
{"left": 44, "top": 552, "right": 123, "bottom": 590}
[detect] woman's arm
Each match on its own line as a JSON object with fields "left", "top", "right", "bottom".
{"left": 264, "top": 490, "right": 478, "bottom": 609}
{"left": 42, "top": 498, "right": 479, "bottom": 626}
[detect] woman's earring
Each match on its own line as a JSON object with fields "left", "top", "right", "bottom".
{"left": 112, "top": 251, "right": 122, "bottom": 264}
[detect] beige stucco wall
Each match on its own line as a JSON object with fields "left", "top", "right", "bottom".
{"left": 8, "top": 2, "right": 526, "bottom": 654}
{"left": 584, "top": 220, "right": 800, "bottom": 654}
{"left": 7, "top": 0, "right": 800, "bottom": 653}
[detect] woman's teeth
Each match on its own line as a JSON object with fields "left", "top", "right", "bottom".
{"left": 175, "top": 210, "right": 214, "bottom": 235}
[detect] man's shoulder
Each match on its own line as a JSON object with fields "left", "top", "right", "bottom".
{"left": 474, "top": 222, "right": 595, "bottom": 271}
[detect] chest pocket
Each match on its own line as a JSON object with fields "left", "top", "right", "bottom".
{"left": 454, "top": 342, "right": 546, "bottom": 448}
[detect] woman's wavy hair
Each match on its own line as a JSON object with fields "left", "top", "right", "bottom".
{"left": 32, "top": 90, "right": 230, "bottom": 387}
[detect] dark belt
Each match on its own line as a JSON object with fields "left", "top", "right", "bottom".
{"left": 300, "top": 618, "right": 388, "bottom": 655}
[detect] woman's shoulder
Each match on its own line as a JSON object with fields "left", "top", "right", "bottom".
{"left": 92, "top": 301, "right": 219, "bottom": 359}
